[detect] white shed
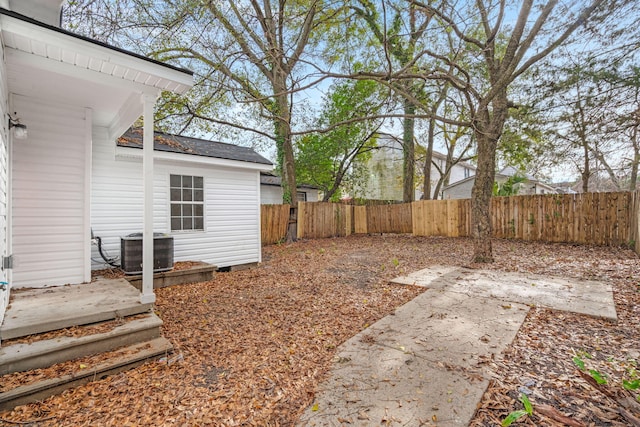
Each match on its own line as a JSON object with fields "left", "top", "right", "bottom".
{"left": 91, "top": 129, "right": 272, "bottom": 270}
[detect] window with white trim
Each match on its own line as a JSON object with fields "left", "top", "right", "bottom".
{"left": 296, "top": 191, "right": 307, "bottom": 202}
{"left": 170, "top": 174, "right": 204, "bottom": 231}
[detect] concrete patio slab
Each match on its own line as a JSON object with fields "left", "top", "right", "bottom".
{"left": 391, "top": 266, "right": 617, "bottom": 321}
{"left": 300, "top": 266, "right": 618, "bottom": 426}
{"left": 299, "top": 290, "right": 529, "bottom": 426}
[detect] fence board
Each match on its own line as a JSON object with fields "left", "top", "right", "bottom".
{"left": 632, "top": 191, "right": 640, "bottom": 254}
{"left": 296, "top": 202, "right": 352, "bottom": 239}
{"left": 354, "top": 206, "right": 367, "bottom": 233}
{"left": 261, "top": 204, "right": 290, "bottom": 245}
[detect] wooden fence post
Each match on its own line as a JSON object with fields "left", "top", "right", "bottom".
{"left": 296, "top": 202, "right": 305, "bottom": 240}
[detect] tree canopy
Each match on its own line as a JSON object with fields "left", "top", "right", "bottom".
{"left": 63, "top": 0, "right": 639, "bottom": 261}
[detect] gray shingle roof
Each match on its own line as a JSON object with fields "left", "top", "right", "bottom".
{"left": 260, "top": 172, "right": 318, "bottom": 189}
{"left": 118, "top": 128, "right": 272, "bottom": 165}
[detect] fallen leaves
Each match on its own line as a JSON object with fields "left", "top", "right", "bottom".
{"left": 1, "top": 235, "right": 638, "bottom": 426}
{"left": 470, "top": 239, "right": 640, "bottom": 426}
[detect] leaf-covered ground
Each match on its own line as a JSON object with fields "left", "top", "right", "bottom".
{"left": 0, "top": 235, "right": 638, "bottom": 426}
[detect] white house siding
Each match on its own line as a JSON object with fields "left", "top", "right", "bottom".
{"left": 261, "top": 185, "right": 283, "bottom": 204}
{"left": 0, "top": 42, "right": 9, "bottom": 324}
{"left": 11, "top": 95, "right": 90, "bottom": 288}
{"left": 298, "top": 188, "right": 320, "bottom": 202}
{"left": 91, "top": 132, "right": 262, "bottom": 269}
{"left": 424, "top": 157, "right": 475, "bottom": 199}
{"left": 260, "top": 185, "right": 320, "bottom": 204}
{"left": 442, "top": 178, "right": 475, "bottom": 200}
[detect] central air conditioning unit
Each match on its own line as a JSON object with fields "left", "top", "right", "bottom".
{"left": 120, "top": 233, "right": 174, "bottom": 275}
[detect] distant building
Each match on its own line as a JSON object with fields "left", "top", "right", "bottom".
{"left": 352, "top": 134, "right": 476, "bottom": 201}
{"left": 260, "top": 172, "right": 320, "bottom": 204}
{"left": 442, "top": 166, "right": 557, "bottom": 199}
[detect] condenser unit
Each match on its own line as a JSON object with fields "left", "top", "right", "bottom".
{"left": 120, "top": 233, "right": 174, "bottom": 275}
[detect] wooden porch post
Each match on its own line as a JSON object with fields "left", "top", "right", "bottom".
{"left": 141, "top": 93, "right": 156, "bottom": 304}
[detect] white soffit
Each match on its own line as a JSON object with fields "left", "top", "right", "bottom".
{"left": 0, "top": 12, "right": 193, "bottom": 95}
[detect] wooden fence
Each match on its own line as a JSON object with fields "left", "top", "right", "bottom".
{"left": 354, "top": 203, "right": 413, "bottom": 234}
{"left": 261, "top": 204, "right": 290, "bottom": 245}
{"left": 631, "top": 191, "right": 640, "bottom": 254}
{"left": 262, "top": 191, "right": 640, "bottom": 250}
{"left": 490, "top": 192, "right": 633, "bottom": 246}
{"left": 297, "top": 202, "right": 353, "bottom": 239}
{"left": 412, "top": 199, "right": 470, "bottom": 237}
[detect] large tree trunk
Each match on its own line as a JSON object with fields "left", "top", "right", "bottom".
{"left": 631, "top": 153, "right": 639, "bottom": 191}
{"left": 402, "top": 98, "right": 416, "bottom": 202}
{"left": 581, "top": 144, "right": 590, "bottom": 193}
{"left": 422, "top": 114, "right": 436, "bottom": 199}
{"left": 272, "top": 74, "right": 297, "bottom": 241}
{"left": 470, "top": 132, "right": 498, "bottom": 262}
{"left": 630, "top": 125, "right": 639, "bottom": 191}
{"left": 470, "top": 93, "right": 508, "bottom": 263}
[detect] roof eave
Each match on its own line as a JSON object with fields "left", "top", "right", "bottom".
{"left": 116, "top": 145, "right": 273, "bottom": 171}
{"left": 0, "top": 8, "right": 194, "bottom": 94}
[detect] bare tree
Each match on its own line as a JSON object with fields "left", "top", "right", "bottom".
{"left": 352, "top": 0, "right": 434, "bottom": 202}
{"left": 409, "top": 0, "right": 610, "bottom": 262}
{"left": 65, "top": 0, "right": 337, "bottom": 241}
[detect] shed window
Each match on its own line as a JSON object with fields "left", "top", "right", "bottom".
{"left": 296, "top": 191, "right": 307, "bottom": 202}
{"left": 170, "top": 174, "right": 204, "bottom": 231}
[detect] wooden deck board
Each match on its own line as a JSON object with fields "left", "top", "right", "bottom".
{"left": 1, "top": 279, "right": 151, "bottom": 340}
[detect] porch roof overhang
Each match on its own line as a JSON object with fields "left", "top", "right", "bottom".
{"left": 0, "top": 8, "right": 194, "bottom": 139}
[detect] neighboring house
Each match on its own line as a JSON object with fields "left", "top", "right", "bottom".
{"left": 353, "top": 133, "right": 476, "bottom": 201}
{"left": 260, "top": 172, "right": 320, "bottom": 204}
{"left": 91, "top": 128, "right": 272, "bottom": 271}
{"left": 568, "top": 177, "right": 626, "bottom": 193}
{"left": 442, "top": 166, "right": 557, "bottom": 199}
{"left": 428, "top": 150, "right": 476, "bottom": 198}
{"left": 0, "top": 1, "right": 196, "bottom": 325}
{"left": 554, "top": 181, "right": 579, "bottom": 194}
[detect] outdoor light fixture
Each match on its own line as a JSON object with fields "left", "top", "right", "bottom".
{"left": 8, "top": 113, "right": 27, "bottom": 140}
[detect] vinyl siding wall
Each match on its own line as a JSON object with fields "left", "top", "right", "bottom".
{"left": 91, "top": 130, "right": 262, "bottom": 269}
{"left": 0, "top": 43, "right": 9, "bottom": 323}
{"left": 442, "top": 178, "right": 475, "bottom": 200}
{"left": 11, "top": 95, "right": 90, "bottom": 288}
{"left": 261, "top": 185, "right": 283, "bottom": 205}
{"left": 260, "top": 185, "right": 320, "bottom": 204}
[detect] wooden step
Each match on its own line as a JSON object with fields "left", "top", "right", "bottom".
{"left": 0, "top": 337, "right": 173, "bottom": 411}
{"left": 1, "top": 278, "right": 151, "bottom": 341}
{"left": 0, "top": 313, "right": 163, "bottom": 375}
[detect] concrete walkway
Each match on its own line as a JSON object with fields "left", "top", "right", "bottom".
{"left": 298, "top": 266, "right": 616, "bottom": 426}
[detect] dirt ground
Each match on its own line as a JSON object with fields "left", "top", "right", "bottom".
{"left": 1, "top": 235, "right": 638, "bottom": 426}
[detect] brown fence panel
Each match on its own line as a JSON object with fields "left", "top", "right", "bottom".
{"left": 297, "top": 202, "right": 352, "bottom": 239}
{"left": 354, "top": 206, "right": 367, "bottom": 233}
{"left": 632, "top": 191, "right": 640, "bottom": 254}
{"left": 490, "top": 192, "right": 632, "bottom": 246}
{"left": 261, "top": 204, "right": 290, "bottom": 245}
{"left": 263, "top": 192, "right": 636, "bottom": 248}
{"left": 364, "top": 203, "right": 412, "bottom": 234}
{"left": 412, "top": 199, "right": 469, "bottom": 237}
